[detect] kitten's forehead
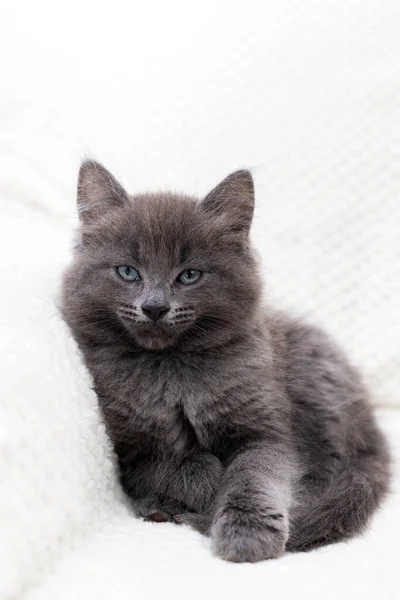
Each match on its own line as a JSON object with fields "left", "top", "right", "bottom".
{"left": 117, "top": 193, "right": 206, "bottom": 266}
{"left": 132, "top": 192, "right": 198, "bottom": 231}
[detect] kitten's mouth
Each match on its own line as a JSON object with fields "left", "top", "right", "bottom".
{"left": 132, "top": 322, "right": 182, "bottom": 350}
{"left": 117, "top": 307, "right": 198, "bottom": 350}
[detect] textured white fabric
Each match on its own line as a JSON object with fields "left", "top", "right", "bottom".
{"left": 1, "top": 1, "right": 400, "bottom": 598}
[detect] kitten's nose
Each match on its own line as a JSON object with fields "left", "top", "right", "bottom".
{"left": 141, "top": 303, "right": 170, "bottom": 322}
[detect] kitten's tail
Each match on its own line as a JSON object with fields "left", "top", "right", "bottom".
{"left": 286, "top": 453, "right": 390, "bottom": 552}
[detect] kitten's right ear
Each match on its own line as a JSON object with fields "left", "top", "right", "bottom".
{"left": 77, "top": 160, "right": 129, "bottom": 224}
{"left": 201, "top": 170, "right": 254, "bottom": 236}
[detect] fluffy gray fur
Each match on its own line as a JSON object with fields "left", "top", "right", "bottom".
{"left": 61, "top": 160, "right": 390, "bottom": 562}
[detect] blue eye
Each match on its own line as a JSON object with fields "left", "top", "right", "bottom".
{"left": 177, "top": 269, "right": 202, "bottom": 285}
{"left": 116, "top": 266, "right": 141, "bottom": 281}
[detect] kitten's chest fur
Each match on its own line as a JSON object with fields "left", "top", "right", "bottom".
{"left": 90, "top": 335, "right": 285, "bottom": 458}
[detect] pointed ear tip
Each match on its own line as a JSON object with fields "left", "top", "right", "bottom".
{"left": 79, "top": 159, "right": 100, "bottom": 174}
{"left": 230, "top": 170, "right": 255, "bottom": 199}
{"left": 236, "top": 168, "right": 252, "bottom": 177}
{"left": 230, "top": 169, "right": 254, "bottom": 187}
{"left": 77, "top": 160, "right": 103, "bottom": 200}
{"left": 78, "top": 160, "right": 110, "bottom": 189}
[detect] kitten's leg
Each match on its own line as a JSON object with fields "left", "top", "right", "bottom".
{"left": 211, "top": 441, "right": 294, "bottom": 562}
{"left": 169, "top": 451, "right": 224, "bottom": 513}
{"left": 174, "top": 511, "right": 213, "bottom": 534}
{"left": 120, "top": 451, "right": 223, "bottom": 519}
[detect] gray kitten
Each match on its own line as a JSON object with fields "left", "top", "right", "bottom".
{"left": 61, "top": 160, "right": 390, "bottom": 562}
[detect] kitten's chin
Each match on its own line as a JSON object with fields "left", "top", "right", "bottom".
{"left": 134, "top": 334, "right": 176, "bottom": 350}
{"left": 131, "top": 325, "right": 180, "bottom": 350}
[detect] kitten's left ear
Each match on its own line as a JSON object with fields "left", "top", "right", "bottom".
{"left": 201, "top": 170, "right": 254, "bottom": 235}
{"left": 77, "top": 160, "right": 129, "bottom": 224}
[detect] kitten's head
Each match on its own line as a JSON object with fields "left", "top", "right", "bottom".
{"left": 62, "top": 160, "right": 261, "bottom": 351}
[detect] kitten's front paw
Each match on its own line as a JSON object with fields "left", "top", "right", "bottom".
{"left": 211, "top": 506, "right": 288, "bottom": 562}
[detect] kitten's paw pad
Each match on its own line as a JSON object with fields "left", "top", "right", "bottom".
{"left": 212, "top": 509, "right": 288, "bottom": 562}
{"left": 132, "top": 497, "right": 183, "bottom": 524}
{"left": 146, "top": 511, "right": 173, "bottom": 523}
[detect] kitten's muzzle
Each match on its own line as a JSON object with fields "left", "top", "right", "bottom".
{"left": 141, "top": 303, "right": 170, "bottom": 322}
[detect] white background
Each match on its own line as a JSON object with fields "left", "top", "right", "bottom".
{"left": 1, "top": 2, "right": 400, "bottom": 598}
{"left": 1, "top": 0, "right": 399, "bottom": 405}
